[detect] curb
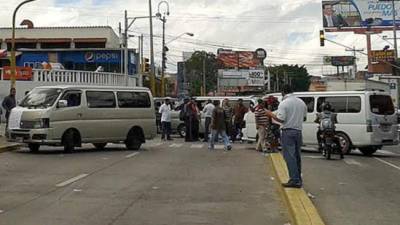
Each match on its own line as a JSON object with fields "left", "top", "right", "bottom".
{"left": 0, "top": 143, "right": 22, "bottom": 153}
{"left": 268, "top": 153, "right": 325, "bottom": 225}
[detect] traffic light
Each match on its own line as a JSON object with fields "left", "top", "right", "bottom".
{"left": 162, "top": 52, "right": 167, "bottom": 69}
{"left": 320, "top": 30, "right": 325, "bottom": 47}
{"left": 143, "top": 57, "right": 150, "bottom": 73}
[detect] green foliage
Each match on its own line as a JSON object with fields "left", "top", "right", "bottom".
{"left": 185, "top": 51, "right": 218, "bottom": 96}
{"left": 267, "top": 64, "right": 311, "bottom": 92}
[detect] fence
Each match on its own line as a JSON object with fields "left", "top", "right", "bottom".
{"left": 0, "top": 68, "right": 137, "bottom": 86}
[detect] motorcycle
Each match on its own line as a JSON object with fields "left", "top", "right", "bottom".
{"left": 319, "top": 129, "right": 344, "bottom": 160}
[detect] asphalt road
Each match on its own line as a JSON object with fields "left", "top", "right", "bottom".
{"left": 302, "top": 146, "right": 400, "bottom": 225}
{"left": 0, "top": 139, "right": 289, "bottom": 225}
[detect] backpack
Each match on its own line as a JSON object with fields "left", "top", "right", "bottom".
{"left": 320, "top": 112, "right": 334, "bottom": 131}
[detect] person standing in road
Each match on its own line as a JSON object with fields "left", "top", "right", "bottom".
{"left": 159, "top": 98, "right": 173, "bottom": 141}
{"left": 232, "top": 98, "right": 248, "bottom": 142}
{"left": 209, "top": 100, "right": 232, "bottom": 151}
{"left": 222, "top": 98, "right": 233, "bottom": 140}
{"left": 254, "top": 99, "right": 269, "bottom": 152}
{"left": 2, "top": 88, "right": 17, "bottom": 135}
{"left": 268, "top": 85, "right": 307, "bottom": 188}
{"left": 202, "top": 99, "right": 215, "bottom": 142}
{"left": 184, "top": 98, "right": 199, "bottom": 142}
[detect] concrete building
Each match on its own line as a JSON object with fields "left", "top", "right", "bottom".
{"left": 0, "top": 26, "right": 137, "bottom": 74}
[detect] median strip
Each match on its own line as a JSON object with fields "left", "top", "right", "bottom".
{"left": 0, "top": 142, "right": 21, "bottom": 153}
{"left": 268, "top": 153, "right": 325, "bottom": 225}
{"left": 125, "top": 152, "right": 140, "bottom": 158}
{"left": 56, "top": 174, "right": 89, "bottom": 187}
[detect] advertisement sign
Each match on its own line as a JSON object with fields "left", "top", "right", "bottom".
{"left": 330, "top": 56, "right": 355, "bottom": 66}
{"left": 220, "top": 69, "right": 265, "bottom": 87}
{"left": 322, "top": 0, "right": 400, "bottom": 31}
{"left": 2, "top": 66, "right": 33, "bottom": 81}
{"left": 371, "top": 49, "right": 395, "bottom": 62}
{"left": 218, "top": 50, "right": 261, "bottom": 68}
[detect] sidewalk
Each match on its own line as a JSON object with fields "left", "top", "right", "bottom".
{"left": 0, "top": 123, "right": 21, "bottom": 153}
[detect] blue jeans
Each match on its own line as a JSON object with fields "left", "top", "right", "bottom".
{"left": 161, "top": 121, "right": 171, "bottom": 139}
{"left": 209, "top": 129, "right": 231, "bottom": 149}
{"left": 281, "top": 129, "right": 302, "bottom": 185}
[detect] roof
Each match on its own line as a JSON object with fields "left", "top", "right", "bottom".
{"left": 265, "top": 90, "right": 389, "bottom": 97}
{"left": 0, "top": 26, "right": 114, "bottom": 30}
{"left": 35, "top": 85, "right": 150, "bottom": 91}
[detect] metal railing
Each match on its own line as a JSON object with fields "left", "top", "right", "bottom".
{"left": 0, "top": 68, "right": 137, "bottom": 86}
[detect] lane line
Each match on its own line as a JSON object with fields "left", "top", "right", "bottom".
{"left": 125, "top": 152, "right": 140, "bottom": 158}
{"left": 56, "top": 174, "right": 89, "bottom": 187}
{"left": 304, "top": 156, "right": 324, "bottom": 159}
{"left": 169, "top": 144, "right": 183, "bottom": 148}
{"left": 378, "top": 150, "right": 399, "bottom": 156}
{"left": 190, "top": 144, "right": 204, "bottom": 149}
{"left": 150, "top": 143, "right": 163, "bottom": 147}
{"left": 374, "top": 157, "right": 400, "bottom": 171}
{"left": 344, "top": 158, "right": 362, "bottom": 166}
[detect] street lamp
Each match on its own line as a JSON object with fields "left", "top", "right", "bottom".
{"left": 157, "top": 0, "right": 170, "bottom": 97}
{"left": 10, "top": 0, "right": 37, "bottom": 89}
{"left": 166, "top": 32, "right": 194, "bottom": 45}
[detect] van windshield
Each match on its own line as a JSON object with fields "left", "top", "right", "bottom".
{"left": 20, "top": 88, "right": 62, "bottom": 108}
{"left": 370, "top": 95, "right": 395, "bottom": 115}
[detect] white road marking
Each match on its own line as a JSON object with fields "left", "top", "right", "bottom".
{"left": 191, "top": 144, "right": 204, "bottom": 149}
{"left": 125, "top": 152, "right": 140, "bottom": 158}
{"left": 304, "top": 156, "right": 324, "bottom": 159}
{"left": 214, "top": 145, "right": 224, "bottom": 150}
{"left": 302, "top": 147, "right": 318, "bottom": 151}
{"left": 56, "top": 174, "right": 89, "bottom": 187}
{"left": 374, "top": 157, "right": 400, "bottom": 171}
{"left": 344, "top": 158, "right": 362, "bottom": 166}
{"left": 169, "top": 143, "right": 183, "bottom": 148}
{"left": 150, "top": 143, "right": 163, "bottom": 147}
{"left": 378, "top": 150, "right": 399, "bottom": 156}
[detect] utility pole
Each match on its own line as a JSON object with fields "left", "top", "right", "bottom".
{"left": 149, "top": 0, "right": 156, "bottom": 94}
{"left": 203, "top": 52, "right": 206, "bottom": 96}
{"left": 393, "top": 0, "right": 398, "bottom": 59}
{"left": 124, "top": 10, "right": 129, "bottom": 86}
{"left": 161, "top": 15, "right": 166, "bottom": 97}
{"left": 119, "top": 22, "right": 123, "bottom": 74}
{"left": 345, "top": 46, "right": 364, "bottom": 79}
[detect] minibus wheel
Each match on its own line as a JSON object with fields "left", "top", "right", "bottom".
{"left": 63, "top": 129, "right": 79, "bottom": 153}
{"left": 336, "top": 132, "right": 351, "bottom": 154}
{"left": 177, "top": 124, "right": 186, "bottom": 138}
{"left": 358, "top": 147, "right": 377, "bottom": 156}
{"left": 126, "top": 128, "right": 144, "bottom": 150}
{"left": 28, "top": 143, "right": 40, "bottom": 153}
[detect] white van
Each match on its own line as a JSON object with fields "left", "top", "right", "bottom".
{"left": 7, "top": 85, "right": 156, "bottom": 152}
{"left": 242, "top": 91, "right": 399, "bottom": 156}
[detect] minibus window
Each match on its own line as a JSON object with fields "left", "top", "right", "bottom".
{"left": 20, "top": 88, "right": 62, "bottom": 108}
{"left": 60, "top": 91, "right": 81, "bottom": 107}
{"left": 117, "top": 92, "right": 151, "bottom": 108}
{"left": 317, "top": 96, "right": 361, "bottom": 113}
{"left": 87, "top": 91, "right": 116, "bottom": 108}
{"left": 299, "top": 97, "right": 315, "bottom": 113}
{"left": 370, "top": 95, "right": 394, "bottom": 115}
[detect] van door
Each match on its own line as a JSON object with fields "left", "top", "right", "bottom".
{"left": 368, "top": 94, "right": 398, "bottom": 145}
{"left": 298, "top": 96, "right": 318, "bottom": 144}
{"left": 51, "top": 90, "right": 83, "bottom": 140}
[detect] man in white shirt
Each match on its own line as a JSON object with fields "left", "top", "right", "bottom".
{"left": 268, "top": 85, "right": 307, "bottom": 188}
{"left": 202, "top": 99, "right": 215, "bottom": 142}
{"left": 159, "top": 98, "right": 172, "bottom": 141}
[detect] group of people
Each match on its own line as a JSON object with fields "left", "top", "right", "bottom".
{"left": 0, "top": 88, "right": 17, "bottom": 136}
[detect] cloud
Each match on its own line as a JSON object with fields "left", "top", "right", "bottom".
{"left": 0, "top": 0, "right": 394, "bottom": 74}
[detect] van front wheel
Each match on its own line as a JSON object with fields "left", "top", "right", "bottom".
{"left": 28, "top": 143, "right": 40, "bottom": 153}
{"left": 125, "top": 129, "right": 143, "bottom": 150}
{"left": 359, "top": 147, "right": 377, "bottom": 156}
{"left": 63, "top": 130, "right": 76, "bottom": 153}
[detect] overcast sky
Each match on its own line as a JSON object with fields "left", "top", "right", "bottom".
{"left": 0, "top": 0, "right": 396, "bottom": 74}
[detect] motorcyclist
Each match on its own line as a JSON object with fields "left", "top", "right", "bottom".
{"left": 314, "top": 102, "right": 338, "bottom": 153}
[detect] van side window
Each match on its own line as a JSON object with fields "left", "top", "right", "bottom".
{"left": 87, "top": 91, "right": 116, "bottom": 108}
{"left": 317, "top": 96, "right": 361, "bottom": 113}
{"left": 117, "top": 92, "right": 151, "bottom": 108}
{"left": 60, "top": 91, "right": 81, "bottom": 107}
{"left": 299, "top": 97, "right": 315, "bottom": 113}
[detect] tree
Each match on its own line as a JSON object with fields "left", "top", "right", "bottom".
{"left": 267, "top": 64, "right": 311, "bottom": 92}
{"left": 184, "top": 51, "right": 218, "bottom": 96}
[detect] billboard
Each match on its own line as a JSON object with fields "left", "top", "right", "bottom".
{"left": 371, "top": 50, "right": 395, "bottom": 62}
{"left": 322, "top": 0, "right": 400, "bottom": 31}
{"left": 219, "top": 69, "right": 265, "bottom": 87}
{"left": 217, "top": 50, "right": 261, "bottom": 68}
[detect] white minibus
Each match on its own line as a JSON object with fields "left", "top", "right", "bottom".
{"left": 7, "top": 85, "right": 156, "bottom": 152}
{"left": 242, "top": 91, "right": 399, "bottom": 156}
